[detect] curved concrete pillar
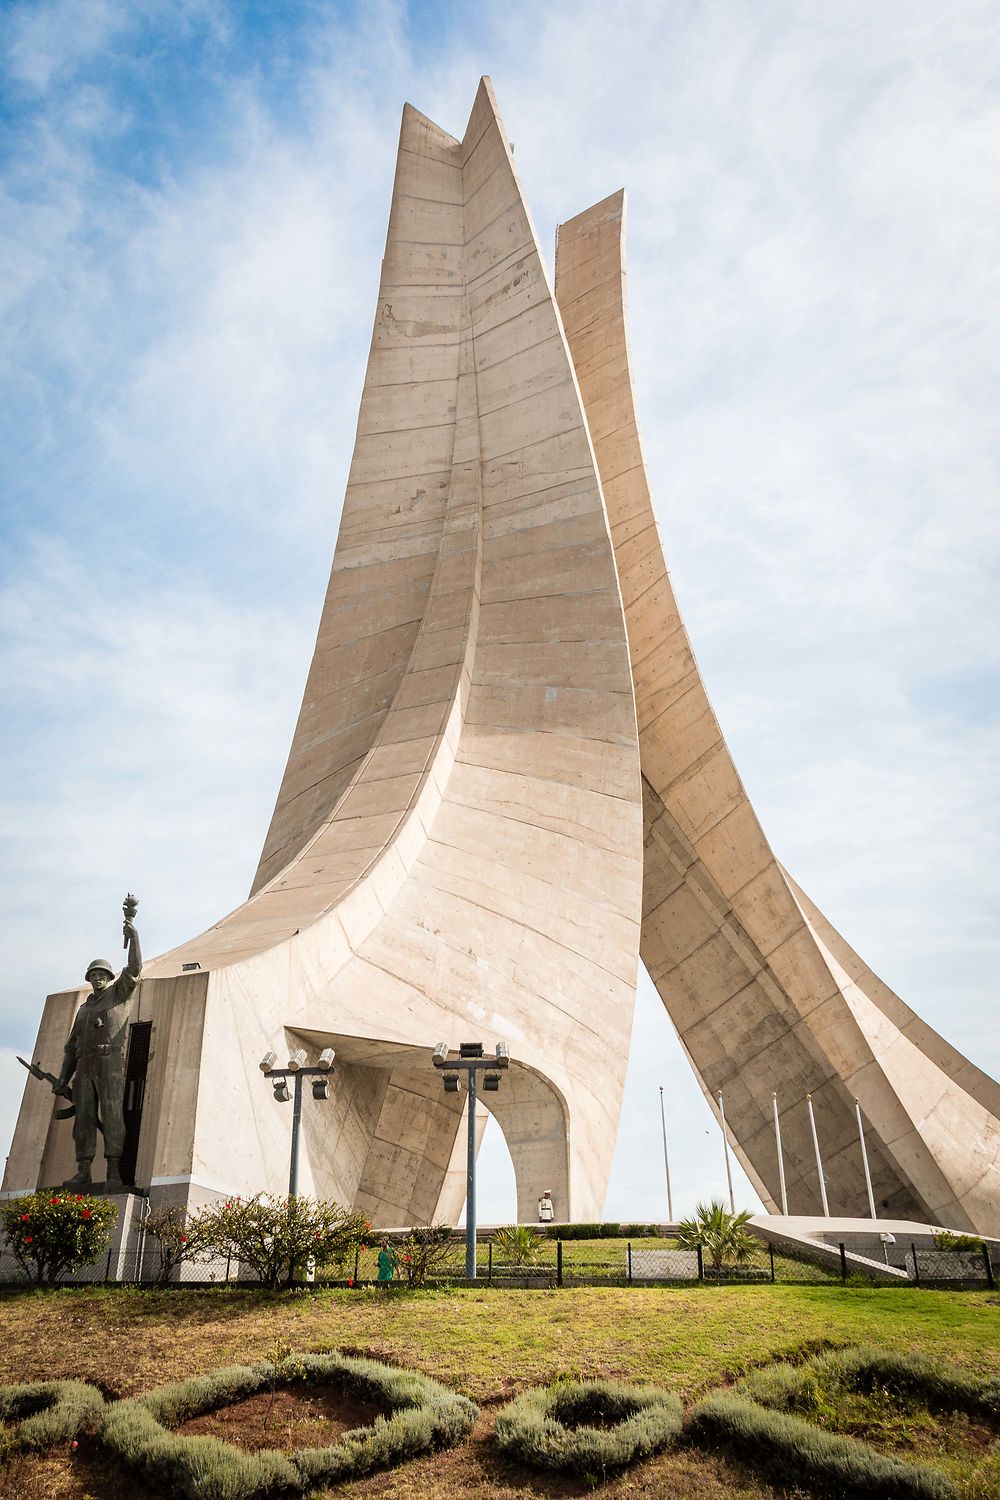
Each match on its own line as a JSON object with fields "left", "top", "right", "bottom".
{"left": 554, "top": 190, "right": 1000, "bottom": 1235}
{"left": 4, "top": 81, "right": 643, "bottom": 1225}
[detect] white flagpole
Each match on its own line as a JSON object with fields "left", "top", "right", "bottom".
{"left": 806, "top": 1093, "right": 830, "bottom": 1216}
{"left": 717, "top": 1089, "right": 736, "bottom": 1214}
{"left": 772, "top": 1091, "right": 788, "bottom": 1214}
{"left": 855, "top": 1098, "right": 877, "bottom": 1219}
{"left": 658, "top": 1085, "right": 674, "bottom": 1221}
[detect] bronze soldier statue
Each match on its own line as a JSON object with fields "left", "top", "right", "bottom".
{"left": 52, "top": 896, "right": 143, "bottom": 1190}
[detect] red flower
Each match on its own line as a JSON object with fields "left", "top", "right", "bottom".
{"left": 81, "top": 1209, "right": 92, "bottom": 1220}
{"left": 50, "top": 1196, "right": 61, "bottom": 1205}
{"left": 348, "top": 1278, "right": 354, "bottom": 1287}
{"left": 71, "top": 1440, "right": 78, "bottom": 1450}
{"left": 225, "top": 1203, "right": 231, "bottom": 1210}
{"left": 75, "top": 1195, "right": 83, "bottom": 1202}
{"left": 181, "top": 1236, "right": 188, "bottom": 1244}
{"left": 24, "top": 1237, "right": 32, "bottom": 1244}
{"left": 403, "top": 1253, "right": 411, "bottom": 1262}
{"left": 20, "top": 1213, "right": 29, "bottom": 1221}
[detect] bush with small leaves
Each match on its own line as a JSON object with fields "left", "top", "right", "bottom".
{"left": 0, "top": 1192, "right": 118, "bottom": 1285}
{"left": 741, "top": 1345, "right": 1000, "bottom": 1424}
{"left": 198, "top": 1194, "right": 369, "bottom": 1289}
{"left": 495, "top": 1379, "right": 682, "bottom": 1477}
{"left": 0, "top": 1379, "right": 105, "bottom": 1453}
{"left": 100, "top": 1350, "right": 478, "bottom": 1499}
{"left": 143, "top": 1202, "right": 219, "bottom": 1284}
{"left": 689, "top": 1390, "right": 956, "bottom": 1499}
{"left": 397, "top": 1225, "right": 457, "bottom": 1287}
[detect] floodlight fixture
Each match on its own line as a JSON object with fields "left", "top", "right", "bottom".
{"left": 432, "top": 1041, "right": 449, "bottom": 1067}
{"left": 494, "top": 1041, "right": 510, "bottom": 1066}
{"left": 287, "top": 1048, "right": 307, "bottom": 1071}
{"left": 483, "top": 1071, "right": 501, "bottom": 1092}
{"left": 312, "top": 1077, "right": 330, "bottom": 1101}
{"left": 317, "top": 1047, "right": 336, "bottom": 1070}
{"left": 259, "top": 1050, "right": 277, "bottom": 1073}
{"left": 272, "top": 1078, "right": 291, "bottom": 1103}
{"left": 459, "top": 1042, "right": 484, "bottom": 1058}
{"left": 443, "top": 1072, "right": 461, "bottom": 1093}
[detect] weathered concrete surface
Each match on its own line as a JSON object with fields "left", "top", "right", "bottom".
{"left": 5, "top": 80, "right": 643, "bottom": 1225}
{"left": 554, "top": 189, "right": 1000, "bottom": 1237}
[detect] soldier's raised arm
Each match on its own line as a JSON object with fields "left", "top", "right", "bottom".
{"left": 123, "top": 894, "right": 142, "bottom": 979}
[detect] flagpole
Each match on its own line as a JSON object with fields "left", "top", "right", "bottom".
{"left": 772, "top": 1091, "right": 788, "bottom": 1214}
{"left": 717, "top": 1089, "right": 736, "bottom": 1214}
{"left": 658, "top": 1085, "right": 673, "bottom": 1221}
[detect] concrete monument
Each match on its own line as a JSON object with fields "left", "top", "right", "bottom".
{"left": 4, "top": 80, "right": 998, "bottom": 1236}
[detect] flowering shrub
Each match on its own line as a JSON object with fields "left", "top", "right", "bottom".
{"left": 142, "top": 1202, "right": 218, "bottom": 1284}
{"left": 199, "top": 1195, "right": 368, "bottom": 1289}
{"left": 0, "top": 1192, "right": 118, "bottom": 1285}
{"left": 398, "top": 1225, "right": 455, "bottom": 1287}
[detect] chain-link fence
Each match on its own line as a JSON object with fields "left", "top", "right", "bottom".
{"left": 0, "top": 1229, "right": 994, "bottom": 1291}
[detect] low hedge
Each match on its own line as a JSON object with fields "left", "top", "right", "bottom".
{"left": 0, "top": 1378, "right": 106, "bottom": 1451}
{"left": 543, "top": 1223, "right": 630, "bottom": 1239}
{"left": 101, "top": 1350, "right": 478, "bottom": 1499}
{"left": 741, "top": 1344, "right": 1000, "bottom": 1422}
{"left": 688, "top": 1391, "right": 955, "bottom": 1499}
{"left": 495, "top": 1379, "right": 682, "bottom": 1476}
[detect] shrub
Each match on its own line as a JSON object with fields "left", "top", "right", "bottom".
{"left": 143, "top": 1203, "right": 218, "bottom": 1284}
{"left": 100, "top": 1350, "right": 478, "bottom": 1499}
{"left": 492, "top": 1225, "right": 543, "bottom": 1265}
{"left": 397, "top": 1225, "right": 456, "bottom": 1287}
{"left": 688, "top": 1391, "right": 955, "bottom": 1499}
{"left": 932, "top": 1230, "right": 983, "bottom": 1252}
{"left": 495, "top": 1379, "right": 682, "bottom": 1477}
{"left": 742, "top": 1345, "right": 1000, "bottom": 1423}
{"left": 0, "top": 1379, "right": 105, "bottom": 1452}
{"left": 543, "top": 1222, "right": 625, "bottom": 1240}
{"left": 675, "top": 1201, "right": 758, "bottom": 1269}
{"left": 198, "top": 1194, "right": 369, "bottom": 1289}
{"left": 0, "top": 1192, "right": 118, "bottom": 1285}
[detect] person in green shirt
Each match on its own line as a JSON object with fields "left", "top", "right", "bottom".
{"left": 377, "top": 1240, "right": 398, "bottom": 1284}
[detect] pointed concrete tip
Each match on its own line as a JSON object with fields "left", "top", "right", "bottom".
{"left": 558, "top": 189, "right": 627, "bottom": 238}
{"left": 400, "top": 99, "right": 460, "bottom": 147}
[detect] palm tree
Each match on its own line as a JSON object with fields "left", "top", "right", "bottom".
{"left": 492, "top": 1224, "right": 543, "bottom": 1265}
{"left": 675, "top": 1201, "right": 758, "bottom": 1270}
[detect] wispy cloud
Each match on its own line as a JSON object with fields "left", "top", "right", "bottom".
{"left": 1, "top": 0, "right": 996, "bottom": 1217}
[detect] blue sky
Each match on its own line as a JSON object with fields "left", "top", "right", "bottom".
{"left": 1, "top": 0, "right": 998, "bottom": 1221}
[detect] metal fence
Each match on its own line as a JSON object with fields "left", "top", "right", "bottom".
{"left": 0, "top": 1235, "right": 994, "bottom": 1291}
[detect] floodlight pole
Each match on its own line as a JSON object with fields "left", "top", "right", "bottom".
{"left": 262, "top": 1062, "right": 334, "bottom": 1199}
{"left": 466, "top": 1065, "right": 478, "bottom": 1279}
{"left": 289, "top": 1071, "right": 304, "bottom": 1198}
{"left": 432, "top": 1042, "right": 509, "bottom": 1280}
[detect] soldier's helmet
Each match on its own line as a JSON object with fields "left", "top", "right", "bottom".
{"left": 85, "top": 959, "right": 115, "bottom": 981}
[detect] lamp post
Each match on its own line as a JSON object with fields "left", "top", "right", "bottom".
{"left": 260, "top": 1046, "right": 335, "bottom": 1198}
{"left": 432, "top": 1040, "right": 509, "bottom": 1279}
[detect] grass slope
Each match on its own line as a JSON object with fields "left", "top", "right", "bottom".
{"left": 0, "top": 1282, "right": 996, "bottom": 1498}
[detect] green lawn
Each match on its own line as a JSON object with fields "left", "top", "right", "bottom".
{"left": 0, "top": 1281, "right": 996, "bottom": 1498}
